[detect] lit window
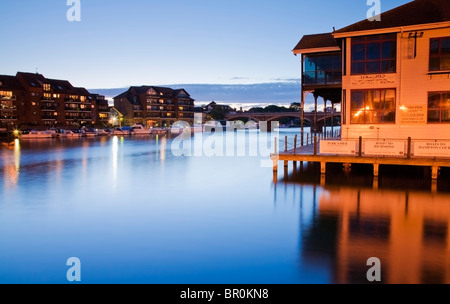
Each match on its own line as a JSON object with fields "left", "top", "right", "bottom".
{"left": 43, "top": 84, "right": 51, "bottom": 91}
{"left": 350, "top": 89, "right": 396, "bottom": 124}
{"left": 429, "top": 37, "right": 450, "bottom": 71}
{"left": 351, "top": 34, "right": 397, "bottom": 75}
{"left": 0, "top": 91, "right": 12, "bottom": 98}
{"left": 428, "top": 92, "right": 450, "bottom": 123}
{"left": 43, "top": 93, "right": 52, "bottom": 100}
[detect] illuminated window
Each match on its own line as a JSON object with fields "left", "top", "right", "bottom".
{"left": 43, "top": 84, "right": 51, "bottom": 91}
{"left": 43, "top": 93, "right": 52, "bottom": 100}
{"left": 80, "top": 96, "right": 86, "bottom": 102}
{"left": 351, "top": 34, "right": 397, "bottom": 75}
{"left": 179, "top": 107, "right": 184, "bottom": 111}
{"left": 428, "top": 92, "right": 450, "bottom": 123}
{"left": 53, "top": 94, "right": 60, "bottom": 99}
{"left": 350, "top": 89, "right": 396, "bottom": 124}
{"left": 0, "top": 91, "right": 12, "bottom": 98}
{"left": 429, "top": 37, "right": 450, "bottom": 71}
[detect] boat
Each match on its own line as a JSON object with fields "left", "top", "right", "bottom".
{"left": 150, "top": 127, "right": 168, "bottom": 135}
{"left": 81, "top": 127, "right": 98, "bottom": 137}
{"left": 191, "top": 124, "right": 203, "bottom": 133}
{"left": 20, "top": 130, "right": 55, "bottom": 139}
{"left": 97, "top": 129, "right": 111, "bottom": 137}
{"left": 130, "top": 124, "right": 150, "bottom": 135}
{"left": 112, "top": 127, "right": 128, "bottom": 136}
{"left": 57, "top": 129, "right": 81, "bottom": 138}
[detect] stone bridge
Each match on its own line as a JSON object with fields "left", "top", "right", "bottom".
{"left": 225, "top": 111, "right": 341, "bottom": 125}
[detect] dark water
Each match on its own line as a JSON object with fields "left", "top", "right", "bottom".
{"left": 0, "top": 131, "right": 449, "bottom": 284}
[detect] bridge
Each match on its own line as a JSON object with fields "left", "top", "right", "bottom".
{"left": 225, "top": 111, "right": 341, "bottom": 125}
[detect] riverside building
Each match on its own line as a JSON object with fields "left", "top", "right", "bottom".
{"left": 0, "top": 72, "right": 109, "bottom": 128}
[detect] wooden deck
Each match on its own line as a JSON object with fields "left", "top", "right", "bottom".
{"left": 271, "top": 141, "right": 450, "bottom": 181}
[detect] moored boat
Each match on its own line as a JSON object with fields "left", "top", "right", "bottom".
{"left": 130, "top": 124, "right": 150, "bottom": 135}
{"left": 20, "top": 130, "right": 55, "bottom": 139}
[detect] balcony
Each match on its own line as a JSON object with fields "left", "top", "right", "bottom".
{"left": 303, "top": 52, "right": 342, "bottom": 88}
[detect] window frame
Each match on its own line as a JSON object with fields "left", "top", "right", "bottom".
{"left": 427, "top": 91, "right": 450, "bottom": 124}
{"left": 351, "top": 34, "right": 397, "bottom": 75}
{"left": 429, "top": 37, "right": 450, "bottom": 72}
{"left": 350, "top": 88, "right": 397, "bottom": 124}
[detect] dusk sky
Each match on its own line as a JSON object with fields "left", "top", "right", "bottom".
{"left": 1, "top": 0, "right": 411, "bottom": 89}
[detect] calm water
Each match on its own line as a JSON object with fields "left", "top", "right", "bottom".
{"left": 1, "top": 129, "right": 449, "bottom": 284}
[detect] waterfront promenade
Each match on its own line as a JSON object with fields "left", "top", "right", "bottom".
{"left": 272, "top": 135, "right": 450, "bottom": 192}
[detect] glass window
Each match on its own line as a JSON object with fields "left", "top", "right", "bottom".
{"left": 303, "top": 52, "right": 342, "bottom": 85}
{"left": 350, "top": 89, "right": 396, "bottom": 124}
{"left": 429, "top": 37, "right": 450, "bottom": 71}
{"left": 428, "top": 92, "right": 450, "bottom": 123}
{"left": 351, "top": 34, "right": 397, "bottom": 75}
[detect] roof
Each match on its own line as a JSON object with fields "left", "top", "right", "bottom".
{"left": 16, "top": 72, "right": 46, "bottom": 88}
{"left": 113, "top": 86, "right": 194, "bottom": 103}
{"left": 0, "top": 75, "right": 24, "bottom": 91}
{"left": 293, "top": 33, "right": 340, "bottom": 54}
{"left": 335, "top": 0, "right": 450, "bottom": 35}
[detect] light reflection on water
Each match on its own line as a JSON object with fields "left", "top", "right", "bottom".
{"left": 0, "top": 131, "right": 449, "bottom": 284}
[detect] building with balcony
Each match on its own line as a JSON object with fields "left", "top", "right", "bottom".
{"left": 0, "top": 75, "right": 22, "bottom": 127}
{"left": 293, "top": 0, "right": 450, "bottom": 140}
{"left": 0, "top": 72, "right": 107, "bottom": 128}
{"left": 113, "top": 86, "right": 195, "bottom": 127}
{"left": 276, "top": 0, "right": 450, "bottom": 183}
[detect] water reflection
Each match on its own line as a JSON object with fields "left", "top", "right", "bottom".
{"left": 1, "top": 139, "right": 20, "bottom": 188}
{"left": 277, "top": 162, "right": 450, "bottom": 284}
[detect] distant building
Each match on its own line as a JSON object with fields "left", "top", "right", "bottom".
{"left": 0, "top": 72, "right": 107, "bottom": 128}
{"left": 113, "top": 86, "right": 195, "bottom": 127}
{"left": 0, "top": 75, "right": 22, "bottom": 127}
{"left": 293, "top": 0, "right": 450, "bottom": 140}
{"left": 203, "top": 101, "right": 235, "bottom": 113}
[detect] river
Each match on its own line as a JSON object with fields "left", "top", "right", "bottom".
{"left": 0, "top": 129, "right": 449, "bottom": 284}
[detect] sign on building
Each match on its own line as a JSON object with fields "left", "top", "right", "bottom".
{"left": 399, "top": 105, "right": 427, "bottom": 125}
{"left": 363, "top": 140, "right": 405, "bottom": 156}
{"left": 320, "top": 140, "right": 358, "bottom": 155}
{"left": 414, "top": 141, "right": 450, "bottom": 157}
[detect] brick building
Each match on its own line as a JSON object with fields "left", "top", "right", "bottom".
{"left": 113, "top": 86, "right": 195, "bottom": 127}
{"left": 0, "top": 72, "right": 109, "bottom": 129}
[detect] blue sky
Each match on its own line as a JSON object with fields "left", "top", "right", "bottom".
{"left": 0, "top": 0, "right": 411, "bottom": 89}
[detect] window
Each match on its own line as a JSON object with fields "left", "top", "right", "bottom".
{"left": 0, "top": 91, "right": 13, "bottom": 98}
{"left": 351, "top": 34, "right": 397, "bottom": 75}
{"left": 428, "top": 92, "right": 450, "bottom": 123}
{"left": 303, "top": 52, "right": 342, "bottom": 85}
{"left": 429, "top": 37, "right": 450, "bottom": 71}
{"left": 350, "top": 89, "right": 396, "bottom": 124}
{"left": 43, "top": 84, "right": 51, "bottom": 91}
{"left": 43, "top": 93, "right": 52, "bottom": 100}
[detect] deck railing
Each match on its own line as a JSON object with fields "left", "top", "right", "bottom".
{"left": 277, "top": 135, "right": 450, "bottom": 159}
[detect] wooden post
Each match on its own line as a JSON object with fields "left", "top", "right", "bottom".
{"left": 358, "top": 136, "right": 363, "bottom": 157}
{"left": 431, "top": 166, "right": 439, "bottom": 181}
{"left": 373, "top": 163, "right": 379, "bottom": 177}
{"left": 321, "top": 162, "right": 327, "bottom": 175}
{"left": 314, "top": 135, "right": 317, "bottom": 156}
{"left": 294, "top": 135, "right": 297, "bottom": 155}
{"left": 285, "top": 136, "right": 288, "bottom": 152}
{"left": 407, "top": 137, "right": 412, "bottom": 159}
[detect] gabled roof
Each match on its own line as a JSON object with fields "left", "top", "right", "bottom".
{"left": 0, "top": 75, "right": 23, "bottom": 91}
{"left": 73, "top": 87, "right": 90, "bottom": 96}
{"left": 293, "top": 33, "right": 340, "bottom": 54}
{"left": 335, "top": 0, "right": 450, "bottom": 35}
{"left": 46, "top": 78, "right": 76, "bottom": 94}
{"left": 16, "top": 72, "right": 46, "bottom": 88}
